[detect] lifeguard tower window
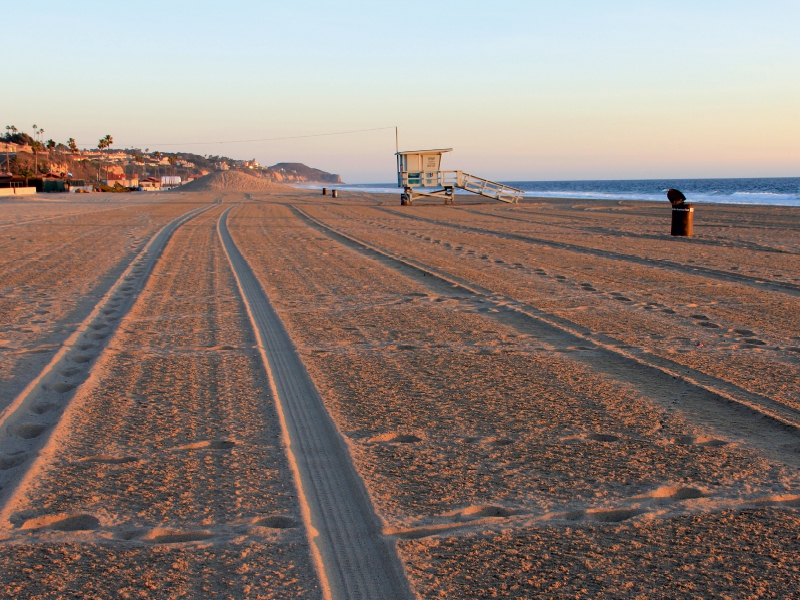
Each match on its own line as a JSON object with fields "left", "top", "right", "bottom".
{"left": 396, "top": 148, "right": 523, "bottom": 206}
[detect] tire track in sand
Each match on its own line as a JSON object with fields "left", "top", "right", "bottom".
{"left": 0, "top": 202, "right": 218, "bottom": 512}
{"left": 218, "top": 206, "right": 412, "bottom": 600}
{"left": 293, "top": 207, "right": 800, "bottom": 461}
{"left": 377, "top": 207, "right": 800, "bottom": 296}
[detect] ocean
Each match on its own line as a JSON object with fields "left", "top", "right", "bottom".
{"left": 301, "top": 177, "right": 800, "bottom": 207}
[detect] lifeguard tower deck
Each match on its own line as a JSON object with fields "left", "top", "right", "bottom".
{"left": 396, "top": 148, "right": 523, "bottom": 205}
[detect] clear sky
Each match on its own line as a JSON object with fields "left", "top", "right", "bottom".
{"left": 4, "top": 1, "right": 799, "bottom": 182}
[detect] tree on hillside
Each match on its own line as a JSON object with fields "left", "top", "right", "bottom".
{"left": 4, "top": 125, "right": 34, "bottom": 147}
{"left": 31, "top": 125, "right": 44, "bottom": 173}
{"left": 31, "top": 140, "right": 42, "bottom": 175}
{"left": 67, "top": 138, "right": 78, "bottom": 177}
{"left": 46, "top": 139, "right": 55, "bottom": 171}
{"left": 97, "top": 137, "right": 109, "bottom": 181}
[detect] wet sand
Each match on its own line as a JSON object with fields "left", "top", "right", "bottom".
{"left": 0, "top": 190, "right": 798, "bottom": 597}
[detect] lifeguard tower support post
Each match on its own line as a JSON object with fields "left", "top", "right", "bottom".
{"left": 396, "top": 148, "right": 524, "bottom": 206}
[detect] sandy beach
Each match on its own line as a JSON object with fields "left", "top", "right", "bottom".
{"left": 0, "top": 189, "right": 798, "bottom": 598}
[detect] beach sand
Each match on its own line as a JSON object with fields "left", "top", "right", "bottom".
{"left": 0, "top": 190, "right": 798, "bottom": 597}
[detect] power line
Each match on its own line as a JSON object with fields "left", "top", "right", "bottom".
{"left": 77, "top": 126, "right": 396, "bottom": 148}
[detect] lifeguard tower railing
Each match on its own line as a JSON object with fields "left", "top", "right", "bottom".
{"left": 399, "top": 170, "right": 524, "bottom": 204}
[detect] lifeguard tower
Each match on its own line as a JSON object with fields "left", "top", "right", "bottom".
{"left": 396, "top": 148, "right": 524, "bottom": 205}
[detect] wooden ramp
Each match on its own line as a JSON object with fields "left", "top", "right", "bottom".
{"left": 401, "top": 170, "right": 524, "bottom": 205}
{"left": 396, "top": 149, "right": 524, "bottom": 205}
{"left": 456, "top": 172, "right": 523, "bottom": 203}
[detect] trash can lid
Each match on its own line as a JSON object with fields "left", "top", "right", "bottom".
{"left": 667, "top": 188, "right": 686, "bottom": 206}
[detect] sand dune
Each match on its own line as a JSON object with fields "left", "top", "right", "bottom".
{"left": 179, "top": 170, "right": 294, "bottom": 192}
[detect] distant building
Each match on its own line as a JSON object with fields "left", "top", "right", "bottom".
{"left": 139, "top": 176, "right": 161, "bottom": 191}
{"left": 104, "top": 173, "right": 139, "bottom": 187}
{"left": 215, "top": 162, "right": 229, "bottom": 171}
{"left": 67, "top": 179, "right": 92, "bottom": 193}
{"left": 161, "top": 175, "right": 181, "bottom": 189}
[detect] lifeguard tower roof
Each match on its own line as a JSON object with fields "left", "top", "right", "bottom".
{"left": 395, "top": 148, "right": 452, "bottom": 155}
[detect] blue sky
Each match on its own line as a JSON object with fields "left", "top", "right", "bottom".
{"left": 4, "top": 1, "right": 799, "bottom": 182}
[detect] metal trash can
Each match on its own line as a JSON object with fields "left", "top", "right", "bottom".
{"left": 666, "top": 188, "right": 693, "bottom": 237}
{"left": 322, "top": 187, "right": 328, "bottom": 195}
{"left": 671, "top": 204, "right": 694, "bottom": 236}
{"left": 331, "top": 189, "right": 338, "bottom": 198}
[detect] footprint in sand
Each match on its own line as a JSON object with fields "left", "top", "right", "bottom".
{"left": 456, "top": 505, "right": 515, "bottom": 520}
{"left": 744, "top": 338, "right": 766, "bottom": 346}
{"left": 174, "top": 440, "right": 236, "bottom": 451}
{"left": 563, "top": 433, "right": 619, "bottom": 443}
{"left": 0, "top": 454, "right": 28, "bottom": 470}
{"left": 586, "top": 507, "right": 641, "bottom": 523}
{"left": 70, "top": 354, "right": 93, "bottom": 364}
{"left": 483, "top": 437, "right": 513, "bottom": 446}
{"left": 253, "top": 515, "right": 298, "bottom": 529}
{"left": 139, "top": 528, "right": 213, "bottom": 544}
{"left": 673, "top": 435, "right": 728, "bottom": 447}
{"left": 735, "top": 329, "right": 756, "bottom": 336}
{"left": 48, "top": 382, "right": 75, "bottom": 393}
{"left": 371, "top": 433, "right": 422, "bottom": 444}
{"left": 22, "top": 514, "right": 99, "bottom": 532}
{"left": 585, "top": 433, "right": 620, "bottom": 442}
{"left": 31, "top": 402, "right": 59, "bottom": 415}
{"left": 752, "top": 494, "right": 800, "bottom": 508}
{"left": 14, "top": 423, "right": 48, "bottom": 439}
{"left": 646, "top": 485, "right": 704, "bottom": 501}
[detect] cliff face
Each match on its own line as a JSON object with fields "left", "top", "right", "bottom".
{"left": 267, "top": 162, "right": 342, "bottom": 184}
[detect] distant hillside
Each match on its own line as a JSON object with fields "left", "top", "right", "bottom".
{"left": 268, "top": 163, "right": 341, "bottom": 184}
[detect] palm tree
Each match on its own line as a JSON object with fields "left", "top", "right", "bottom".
{"left": 168, "top": 155, "right": 177, "bottom": 177}
{"left": 46, "top": 139, "right": 55, "bottom": 172}
{"left": 67, "top": 138, "right": 78, "bottom": 177}
{"left": 31, "top": 125, "right": 44, "bottom": 173}
{"left": 153, "top": 151, "right": 162, "bottom": 178}
{"left": 31, "top": 140, "right": 42, "bottom": 174}
{"left": 97, "top": 137, "right": 108, "bottom": 181}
